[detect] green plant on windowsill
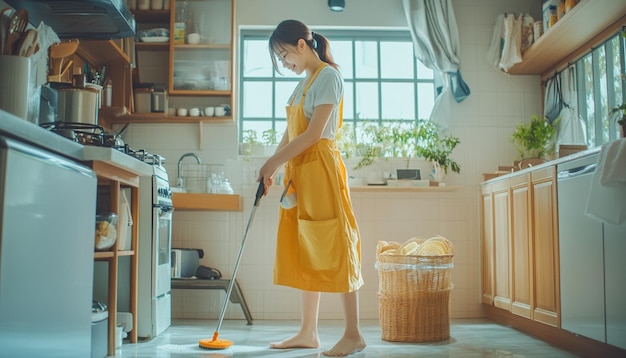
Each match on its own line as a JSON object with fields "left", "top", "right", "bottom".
{"left": 261, "top": 128, "right": 278, "bottom": 146}
{"left": 353, "top": 120, "right": 461, "bottom": 177}
{"left": 241, "top": 129, "right": 261, "bottom": 158}
{"left": 510, "top": 115, "right": 557, "bottom": 161}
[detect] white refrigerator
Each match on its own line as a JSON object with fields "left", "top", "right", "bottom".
{"left": 0, "top": 136, "right": 97, "bottom": 357}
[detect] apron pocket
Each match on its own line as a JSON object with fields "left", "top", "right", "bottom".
{"left": 298, "top": 217, "right": 340, "bottom": 272}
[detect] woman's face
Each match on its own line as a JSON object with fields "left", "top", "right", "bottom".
{"left": 275, "top": 44, "right": 304, "bottom": 75}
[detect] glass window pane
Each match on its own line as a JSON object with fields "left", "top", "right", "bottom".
{"left": 417, "top": 60, "right": 434, "bottom": 80}
{"left": 355, "top": 82, "right": 379, "bottom": 120}
{"left": 333, "top": 40, "right": 353, "bottom": 79}
{"left": 355, "top": 41, "right": 378, "bottom": 78}
{"left": 243, "top": 82, "right": 272, "bottom": 117}
{"left": 417, "top": 83, "right": 435, "bottom": 120}
{"left": 381, "top": 42, "right": 414, "bottom": 79}
{"left": 343, "top": 83, "right": 354, "bottom": 120}
{"left": 583, "top": 55, "right": 595, "bottom": 145}
{"left": 381, "top": 82, "right": 414, "bottom": 119}
{"left": 243, "top": 39, "right": 272, "bottom": 77}
{"left": 274, "top": 81, "right": 299, "bottom": 116}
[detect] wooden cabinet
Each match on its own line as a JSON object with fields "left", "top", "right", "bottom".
{"left": 507, "top": 0, "right": 626, "bottom": 76}
{"left": 89, "top": 161, "right": 142, "bottom": 356}
{"left": 530, "top": 166, "right": 560, "bottom": 327}
{"left": 169, "top": 0, "right": 233, "bottom": 96}
{"left": 481, "top": 183, "right": 495, "bottom": 305}
{"left": 481, "top": 165, "right": 560, "bottom": 328}
{"left": 492, "top": 179, "right": 512, "bottom": 311}
{"left": 110, "top": 0, "right": 235, "bottom": 124}
{"left": 510, "top": 174, "right": 532, "bottom": 319}
{"left": 481, "top": 178, "right": 513, "bottom": 310}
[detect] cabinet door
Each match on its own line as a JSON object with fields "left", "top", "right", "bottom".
{"left": 170, "top": 0, "right": 233, "bottom": 96}
{"left": 481, "top": 183, "right": 495, "bottom": 304}
{"left": 492, "top": 180, "right": 511, "bottom": 311}
{"left": 531, "top": 167, "right": 560, "bottom": 327}
{"left": 604, "top": 221, "right": 626, "bottom": 350}
{"left": 510, "top": 174, "right": 532, "bottom": 318}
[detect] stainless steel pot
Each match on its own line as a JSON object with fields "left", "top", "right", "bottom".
{"left": 56, "top": 85, "right": 101, "bottom": 124}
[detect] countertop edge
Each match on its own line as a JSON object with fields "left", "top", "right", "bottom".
{"left": 481, "top": 147, "right": 602, "bottom": 185}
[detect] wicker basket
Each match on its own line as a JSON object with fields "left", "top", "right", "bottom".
{"left": 376, "top": 253, "right": 453, "bottom": 342}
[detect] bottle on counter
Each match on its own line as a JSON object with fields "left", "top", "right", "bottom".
{"left": 103, "top": 78, "right": 113, "bottom": 107}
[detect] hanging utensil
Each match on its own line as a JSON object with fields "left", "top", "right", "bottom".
{"left": 0, "top": 8, "right": 13, "bottom": 54}
{"left": 17, "top": 28, "right": 37, "bottom": 57}
{"left": 3, "top": 9, "right": 28, "bottom": 56}
{"left": 60, "top": 59, "right": 73, "bottom": 77}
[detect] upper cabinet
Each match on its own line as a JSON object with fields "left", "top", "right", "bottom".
{"left": 169, "top": 0, "right": 233, "bottom": 96}
{"left": 507, "top": 0, "right": 626, "bottom": 76}
{"left": 112, "top": 0, "right": 234, "bottom": 123}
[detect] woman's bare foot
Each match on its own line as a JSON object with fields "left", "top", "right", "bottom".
{"left": 270, "top": 332, "right": 320, "bottom": 349}
{"left": 323, "top": 335, "right": 366, "bottom": 356}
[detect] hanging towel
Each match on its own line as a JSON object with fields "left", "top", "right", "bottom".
{"left": 499, "top": 13, "right": 523, "bottom": 71}
{"left": 486, "top": 13, "right": 505, "bottom": 70}
{"left": 585, "top": 139, "right": 626, "bottom": 225}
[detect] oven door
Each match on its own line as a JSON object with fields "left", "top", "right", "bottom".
{"left": 152, "top": 204, "right": 173, "bottom": 337}
{"left": 154, "top": 204, "right": 173, "bottom": 298}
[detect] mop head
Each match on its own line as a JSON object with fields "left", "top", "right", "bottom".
{"left": 199, "top": 331, "right": 233, "bottom": 350}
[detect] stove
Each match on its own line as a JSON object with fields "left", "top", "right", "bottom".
{"left": 40, "top": 121, "right": 157, "bottom": 166}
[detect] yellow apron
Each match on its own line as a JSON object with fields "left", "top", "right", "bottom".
{"left": 273, "top": 64, "right": 363, "bottom": 293}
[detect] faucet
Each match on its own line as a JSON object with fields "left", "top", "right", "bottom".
{"left": 177, "top": 153, "right": 201, "bottom": 188}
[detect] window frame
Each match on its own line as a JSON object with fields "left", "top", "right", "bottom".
{"left": 238, "top": 28, "right": 436, "bottom": 148}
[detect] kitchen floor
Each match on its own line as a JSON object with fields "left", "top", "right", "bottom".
{"left": 116, "top": 319, "right": 578, "bottom": 357}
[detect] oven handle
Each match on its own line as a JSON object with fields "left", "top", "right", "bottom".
{"left": 158, "top": 205, "right": 175, "bottom": 214}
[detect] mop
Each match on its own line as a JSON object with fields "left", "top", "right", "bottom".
{"left": 199, "top": 180, "right": 266, "bottom": 350}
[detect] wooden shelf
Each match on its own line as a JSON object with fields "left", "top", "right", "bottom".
{"left": 173, "top": 44, "right": 231, "bottom": 50}
{"left": 135, "top": 42, "right": 170, "bottom": 51}
{"left": 169, "top": 89, "right": 232, "bottom": 96}
{"left": 507, "top": 0, "right": 626, "bottom": 76}
{"left": 93, "top": 250, "right": 136, "bottom": 260}
{"left": 131, "top": 9, "right": 170, "bottom": 23}
{"left": 108, "top": 113, "right": 233, "bottom": 124}
{"left": 172, "top": 193, "right": 242, "bottom": 211}
{"left": 94, "top": 251, "right": 115, "bottom": 259}
{"left": 76, "top": 40, "right": 130, "bottom": 68}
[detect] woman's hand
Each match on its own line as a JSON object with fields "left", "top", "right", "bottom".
{"left": 257, "top": 161, "right": 277, "bottom": 195}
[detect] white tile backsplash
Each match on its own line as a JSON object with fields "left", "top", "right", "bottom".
{"left": 121, "top": 0, "right": 542, "bottom": 321}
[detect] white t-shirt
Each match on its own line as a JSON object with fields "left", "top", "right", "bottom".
{"left": 287, "top": 66, "right": 344, "bottom": 140}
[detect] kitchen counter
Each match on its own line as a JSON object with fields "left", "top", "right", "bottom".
{"left": 482, "top": 147, "right": 602, "bottom": 184}
{"left": 82, "top": 146, "right": 152, "bottom": 176}
{"left": 0, "top": 109, "right": 152, "bottom": 176}
{"left": 0, "top": 110, "right": 83, "bottom": 161}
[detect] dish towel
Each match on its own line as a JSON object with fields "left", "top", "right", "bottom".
{"left": 585, "top": 139, "right": 626, "bottom": 225}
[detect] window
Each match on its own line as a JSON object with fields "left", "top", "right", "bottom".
{"left": 574, "top": 30, "right": 625, "bottom": 146}
{"left": 239, "top": 30, "right": 435, "bottom": 150}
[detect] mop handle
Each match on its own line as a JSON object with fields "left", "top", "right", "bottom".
{"left": 214, "top": 180, "right": 265, "bottom": 335}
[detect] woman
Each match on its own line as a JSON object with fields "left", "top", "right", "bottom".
{"left": 257, "top": 20, "right": 366, "bottom": 357}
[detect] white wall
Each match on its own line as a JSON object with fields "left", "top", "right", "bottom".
{"left": 122, "top": 0, "right": 544, "bottom": 321}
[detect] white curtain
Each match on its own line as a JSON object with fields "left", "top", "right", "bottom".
{"left": 402, "top": 0, "right": 470, "bottom": 127}
{"left": 557, "top": 66, "right": 587, "bottom": 145}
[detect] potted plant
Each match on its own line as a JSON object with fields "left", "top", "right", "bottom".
{"left": 352, "top": 120, "right": 461, "bottom": 183}
{"left": 416, "top": 123, "right": 461, "bottom": 182}
{"left": 336, "top": 123, "right": 358, "bottom": 158}
{"left": 240, "top": 129, "right": 263, "bottom": 158}
{"left": 609, "top": 103, "right": 626, "bottom": 138}
{"left": 353, "top": 123, "right": 391, "bottom": 170}
{"left": 261, "top": 128, "right": 279, "bottom": 155}
{"left": 510, "top": 115, "right": 557, "bottom": 168}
